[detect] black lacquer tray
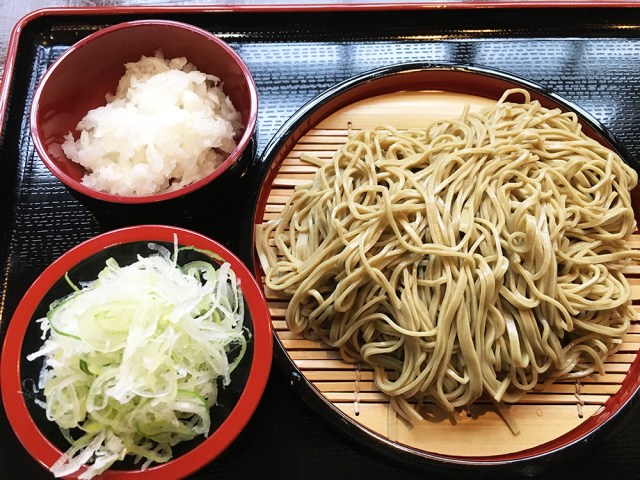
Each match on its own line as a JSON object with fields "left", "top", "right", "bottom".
{"left": 3, "top": 4, "right": 640, "bottom": 479}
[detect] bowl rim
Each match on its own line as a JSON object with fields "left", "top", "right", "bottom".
{"left": 252, "top": 61, "right": 640, "bottom": 474}
{"left": 1, "top": 224, "right": 272, "bottom": 478}
{"left": 29, "top": 19, "right": 259, "bottom": 205}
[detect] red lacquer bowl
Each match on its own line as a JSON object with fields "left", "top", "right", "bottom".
{"left": 30, "top": 20, "right": 258, "bottom": 204}
{"left": 1, "top": 225, "right": 272, "bottom": 478}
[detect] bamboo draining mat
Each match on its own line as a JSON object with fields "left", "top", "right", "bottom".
{"left": 257, "top": 91, "right": 640, "bottom": 457}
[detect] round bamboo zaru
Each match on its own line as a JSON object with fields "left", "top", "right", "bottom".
{"left": 256, "top": 91, "right": 640, "bottom": 457}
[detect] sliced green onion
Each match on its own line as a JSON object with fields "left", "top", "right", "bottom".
{"left": 27, "top": 240, "right": 248, "bottom": 479}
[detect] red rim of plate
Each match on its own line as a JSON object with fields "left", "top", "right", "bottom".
{"left": 30, "top": 19, "right": 259, "bottom": 205}
{"left": 1, "top": 225, "right": 272, "bottom": 478}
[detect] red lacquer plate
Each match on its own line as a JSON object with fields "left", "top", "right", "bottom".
{"left": 252, "top": 62, "right": 640, "bottom": 475}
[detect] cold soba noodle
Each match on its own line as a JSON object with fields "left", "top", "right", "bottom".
{"left": 256, "top": 88, "right": 640, "bottom": 423}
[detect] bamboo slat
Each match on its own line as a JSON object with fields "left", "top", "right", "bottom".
{"left": 257, "top": 91, "right": 640, "bottom": 457}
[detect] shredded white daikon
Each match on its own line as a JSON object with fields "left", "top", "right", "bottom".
{"left": 61, "top": 51, "right": 243, "bottom": 196}
{"left": 27, "top": 243, "right": 247, "bottom": 479}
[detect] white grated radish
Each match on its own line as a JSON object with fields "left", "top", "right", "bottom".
{"left": 61, "top": 51, "right": 243, "bottom": 196}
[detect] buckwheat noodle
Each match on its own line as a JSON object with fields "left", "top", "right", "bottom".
{"left": 256, "top": 88, "right": 639, "bottom": 424}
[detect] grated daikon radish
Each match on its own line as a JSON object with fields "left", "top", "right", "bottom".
{"left": 61, "top": 51, "right": 243, "bottom": 196}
